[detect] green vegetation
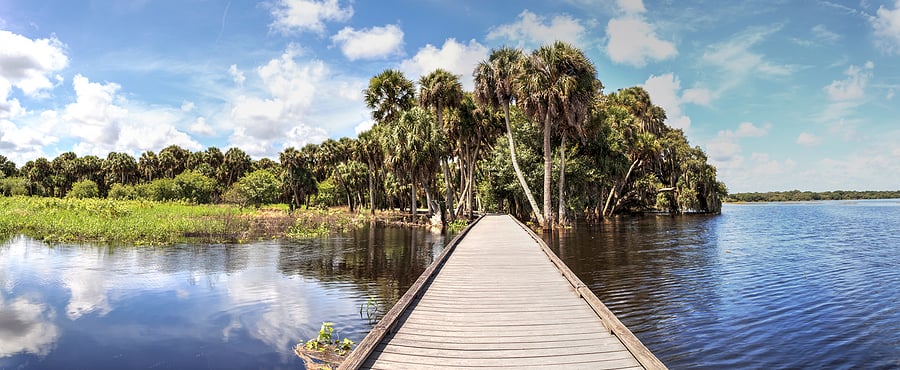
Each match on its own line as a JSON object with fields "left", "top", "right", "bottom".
{"left": 295, "top": 322, "right": 355, "bottom": 369}
{"left": 1, "top": 42, "right": 725, "bottom": 237}
{"left": 0, "top": 196, "right": 250, "bottom": 244}
{"left": 726, "top": 190, "right": 900, "bottom": 202}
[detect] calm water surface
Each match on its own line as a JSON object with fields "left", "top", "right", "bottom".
{"left": 0, "top": 225, "right": 450, "bottom": 369}
{"left": 2, "top": 201, "right": 899, "bottom": 369}
{"left": 547, "top": 200, "right": 900, "bottom": 369}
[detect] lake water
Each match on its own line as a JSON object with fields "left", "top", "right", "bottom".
{"left": 545, "top": 200, "right": 900, "bottom": 369}
{"left": 2, "top": 201, "right": 899, "bottom": 369}
{"left": 0, "top": 226, "right": 450, "bottom": 369}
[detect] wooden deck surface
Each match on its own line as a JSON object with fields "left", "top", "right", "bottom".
{"left": 340, "top": 215, "right": 665, "bottom": 369}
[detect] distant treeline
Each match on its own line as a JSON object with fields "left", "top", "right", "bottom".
{"left": 726, "top": 190, "right": 900, "bottom": 202}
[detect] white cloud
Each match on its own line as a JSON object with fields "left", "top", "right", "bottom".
{"left": 704, "top": 121, "right": 770, "bottom": 166}
{"left": 228, "top": 64, "right": 245, "bottom": 87}
{"left": 331, "top": 24, "right": 404, "bottom": 61}
{"left": 616, "top": 0, "right": 646, "bottom": 14}
{"left": 486, "top": 10, "right": 586, "bottom": 49}
{"left": 225, "top": 49, "right": 365, "bottom": 156}
{"left": 0, "top": 30, "right": 68, "bottom": 117}
{"left": 268, "top": 0, "right": 353, "bottom": 34}
{"left": 180, "top": 100, "right": 195, "bottom": 112}
{"left": 812, "top": 24, "right": 841, "bottom": 43}
{"left": 354, "top": 119, "right": 374, "bottom": 135}
{"left": 703, "top": 26, "right": 793, "bottom": 80}
{"left": 399, "top": 38, "right": 489, "bottom": 91}
{"left": 888, "top": 88, "right": 896, "bottom": 100}
{"left": 824, "top": 62, "right": 873, "bottom": 101}
{"left": 681, "top": 87, "right": 713, "bottom": 106}
{"left": 58, "top": 74, "right": 202, "bottom": 157}
{"left": 872, "top": 0, "right": 900, "bottom": 54}
{"left": 643, "top": 73, "right": 714, "bottom": 131}
{"left": 796, "top": 132, "right": 822, "bottom": 146}
{"left": 190, "top": 117, "right": 215, "bottom": 136}
{"left": 605, "top": 17, "right": 676, "bottom": 67}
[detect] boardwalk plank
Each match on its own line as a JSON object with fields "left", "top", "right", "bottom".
{"left": 340, "top": 215, "right": 666, "bottom": 370}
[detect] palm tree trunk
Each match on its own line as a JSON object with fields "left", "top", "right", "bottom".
{"left": 367, "top": 163, "right": 375, "bottom": 215}
{"left": 557, "top": 135, "right": 567, "bottom": 226}
{"left": 410, "top": 181, "right": 417, "bottom": 217}
{"left": 603, "top": 158, "right": 641, "bottom": 217}
{"left": 441, "top": 159, "right": 454, "bottom": 221}
{"left": 543, "top": 111, "right": 553, "bottom": 229}
{"left": 503, "top": 104, "right": 544, "bottom": 227}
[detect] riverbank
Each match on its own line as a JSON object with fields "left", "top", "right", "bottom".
{"left": 0, "top": 196, "right": 455, "bottom": 245}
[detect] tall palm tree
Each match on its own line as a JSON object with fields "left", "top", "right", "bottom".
{"left": 473, "top": 47, "right": 545, "bottom": 227}
{"left": 364, "top": 69, "right": 416, "bottom": 125}
{"left": 517, "top": 41, "right": 596, "bottom": 228}
{"left": 419, "top": 69, "right": 463, "bottom": 222}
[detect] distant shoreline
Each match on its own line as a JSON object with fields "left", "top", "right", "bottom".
{"left": 725, "top": 190, "right": 900, "bottom": 203}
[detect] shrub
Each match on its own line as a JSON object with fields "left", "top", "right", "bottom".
{"left": 67, "top": 180, "right": 99, "bottom": 199}
{"left": 234, "top": 169, "right": 279, "bottom": 208}
{"left": 174, "top": 170, "right": 216, "bottom": 204}
{"left": 108, "top": 183, "right": 136, "bottom": 200}
{"left": 0, "top": 177, "right": 29, "bottom": 196}
{"left": 149, "top": 178, "right": 179, "bottom": 201}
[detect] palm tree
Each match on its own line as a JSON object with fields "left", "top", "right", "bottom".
{"left": 474, "top": 47, "right": 545, "bottom": 226}
{"left": 419, "top": 69, "right": 463, "bottom": 222}
{"left": 357, "top": 129, "right": 384, "bottom": 215}
{"left": 364, "top": 69, "right": 416, "bottom": 125}
{"left": 517, "top": 41, "right": 596, "bottom": 228}
{"left": 138, "top": 151, "right": 160, "bottom": 182}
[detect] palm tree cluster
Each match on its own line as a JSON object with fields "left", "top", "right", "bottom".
{"left": 0, "top": 41, "right": 725, "bottom": 225}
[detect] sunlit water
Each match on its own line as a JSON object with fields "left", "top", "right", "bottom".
{"left": 3, "top": 201, "right": 899, "bottom": 369}
{"left": 0, "top": 225, "right": 449, "bottom": 369}
{"left": 546, "top": 200, "right": 900, "bottom": 369}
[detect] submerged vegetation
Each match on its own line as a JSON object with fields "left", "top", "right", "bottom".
{"left": 0, "top": 41, "right": 726, "bottom": 239}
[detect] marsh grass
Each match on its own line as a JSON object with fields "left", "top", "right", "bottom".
{"left": 0, "top": 196, "right": 253, "bottom": 245}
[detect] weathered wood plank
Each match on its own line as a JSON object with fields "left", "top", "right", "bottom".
{"left": 341, "top": 215, "right": 666, "bottom": 370}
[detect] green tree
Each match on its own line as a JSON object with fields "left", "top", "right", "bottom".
{"left": 419, "top": 68, "right": 464, "bottom": 222}
{"left": 174, "top": 170, "right": 216, "bottom": 204}
{"left": 219, "top": 147, "right": 252, "bottom": 189}
{"left": 138, "top": 150, "right": 161, "bottom": 182}
{"left": 67, "top": 179, "right": 99, "bottom": 199}
{"left": 159, "top": 145, "right": 190, "bottom": 178}
{"left": 517, "top": 42, "right": 597, "bottom": 227}
{"left": 0, "top": 155, "right": 16, "bottom": 178}
{"left": 364, "top": 69, "right": 416, "bottom": 125}
{"left": 235, "top": 169, "right": 280, "bottom": 208}
{"left": 280, "top": 147, "right": 316, "bottom": 211}
{"left": 103, "top": 152, "right": 137, "bottom": 186}
{"left": 474, "top": 47, "right": 544, "bottom": 226}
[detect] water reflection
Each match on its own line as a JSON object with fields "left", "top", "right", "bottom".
{"left": 0, "top": 225, "right": 449, "bottom": 369}
{"left": 546, "top": 201, "right": 900, "bottom": 369}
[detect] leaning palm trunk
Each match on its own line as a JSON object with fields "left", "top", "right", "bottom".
{"left": 504, "top": 105, "right": 545, "bottom": 227}
{"left": 441, "top": 158, "right": 454, "bottom": 222}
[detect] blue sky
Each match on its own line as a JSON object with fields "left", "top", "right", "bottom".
{"left": 1, "top": 0, "right": 899, "bottom": 192}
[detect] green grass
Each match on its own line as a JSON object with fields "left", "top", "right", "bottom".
{"left": 0, "top": 196, "right": 252, "bottom": 245}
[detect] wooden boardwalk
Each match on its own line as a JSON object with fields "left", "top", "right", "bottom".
{"left": 340, "top": 215, "right": 665, "bottom": 369}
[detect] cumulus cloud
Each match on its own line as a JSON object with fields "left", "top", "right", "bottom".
{"left": 824, "top": 62, "right": 873, "bottom": 101}
{"left": 331, "top": 24, "right": 404, "bottom": 61}
{"left": 0, "top": 30, "right": 68, "bottom": 117}
{"left": 486, "top": 10, "right": 586, "bottom": 49}
{"left": 399, "top": 38, "right": 488, "bottom": 90}
{"left": 606, "top": 17, "right": 677, "bottom": 67}
{"left": 642, "top": 73, "right": 713, "bottom": 131}
{"left": 59, "top": 74, "right": 201, "bottom": 157}
{"left": 190, "top": 117, "right": 215, "bottom": 136}
{"left": 268, "top": 0, "right": 353, "bottom": 34}
{"left": 872, "top": 0, "right": 900, "bottom": 54}
{"left": 796, "top": 132, "right": 822, "bottom": 146}
{"left": 225, "top": 50, "right": 363, "bottom": 156}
